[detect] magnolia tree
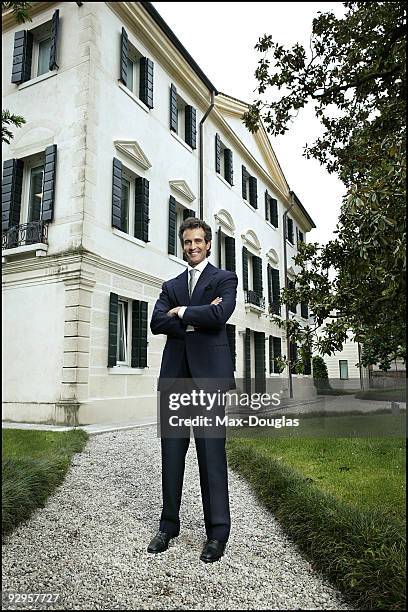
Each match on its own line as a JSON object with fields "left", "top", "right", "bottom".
{"left": 243, "top": 1, "right": 406, "bottom": 371}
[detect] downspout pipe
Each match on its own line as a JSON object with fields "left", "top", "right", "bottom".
{"left": 283, "top": 190, "right": 296, "bottom": 398}
{"left": 199, "top": 90, "right": 216, "bottom": 219}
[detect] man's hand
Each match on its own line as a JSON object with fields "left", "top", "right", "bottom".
{"left": 166, "top": 296, "right": 222, "bottom": 317}
{"left": 167, "top": 306, "right": 182, "bottom": 317}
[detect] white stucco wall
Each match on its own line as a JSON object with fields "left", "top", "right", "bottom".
{"left": 2, "top": 280, "right": 65, "bottom": 421}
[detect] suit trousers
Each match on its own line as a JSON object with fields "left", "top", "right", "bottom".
{"left": 158, "top": 346, "right": 231, "bottom": 542}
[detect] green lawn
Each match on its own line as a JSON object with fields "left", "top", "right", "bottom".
{"left": 2, "top": 428, "right": 89, "bottom": 539}
{"left": 230, "top": 436, "right": 406, "bottom": 526}
{"left": 226, "top": 435, "right": 406, "bottom": 610}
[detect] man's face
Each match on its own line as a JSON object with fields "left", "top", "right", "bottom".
{"left": 182, "top": 227, "right": 210, "bottom": 266}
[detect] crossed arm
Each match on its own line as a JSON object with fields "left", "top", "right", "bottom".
{"left": 150, "top": 273, "right": 238, "bottom": 337}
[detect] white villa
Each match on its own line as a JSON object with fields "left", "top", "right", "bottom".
{"left": 2, "top": 2, "right": 315, "bottom": 425}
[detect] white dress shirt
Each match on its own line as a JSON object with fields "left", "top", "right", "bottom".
{"left": 178, "top": 258, "right": 209, "bottom": 331}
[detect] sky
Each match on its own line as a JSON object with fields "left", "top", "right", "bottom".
{"left": 151, "top": 1, "right": 347, "bottom": 245}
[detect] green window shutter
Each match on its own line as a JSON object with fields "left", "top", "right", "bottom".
{"left": 215, "top": 133, "right": 221, "bottom": 173}
{"left": 249, "top": 176, "right": 258, "bottom": 209}
{"left": 108, "top": 293, "right": 119, "bottom": 367}
{"left": 183, "top": 208, "right": 195, "bottom": 221}
{"left": 112, "top": 158, "right": 124, "bottom": 230}
{"left": 301, "top": 302, "right": 309, "bottom": 319}
{"left": 224, "top": 149, "right": 233, "bottom": 185}
{"left": 49, "top": 9, "right": 59, "bottom": 70}
{"left": 267, "top": 264, "right": 272, "bottom": 304}
{"left": 253, "top": 256, "right": 263, "bottom": 297}
{"left": 254, "top": 331, "right": 266, "bottom": 392}
{"left": 287, "top": 217, "right": 294, "bottom": 244}
{"left": 120, "top": 27, "right": 128, "bottom": 86}
{"left": 170, "top": 84, "right": 178, "bottom": 132}
{"left": 289, "top": 279, "right": 297, "bottom": 314}
{"left": 242, "top": 246, "right": 248, "bottom": 291}
{"left": 289, "top": 341, "right": 297, "bottom": 375}
{"left": 217, "top": 227, "right": 222, "bottom": 268}
{"left": 226, "top": 324, "right": 236, "bottom": 371}
{"left": 265, "top": 190, "right": 270, "bottom": 222}
{"left": 131, "top": 300, "right": 148, "bottom": 368}
{"left": 271, "top": 268, "right": 281, "bottom": 314}
{"left": 269, "top": 336, "right": 273, "bottom": 374}
{"left": 134, "top": 177, "right": 149, "bottom": 242}
{"left": 168, "top": 195, "right": 176, "bottom": 255}
{"left": 41, "top": 144, "right": 57, "bottom": 222}
{"left": 271, "top": 198, "right": 278, "bottom": 227}
{"left": 11, "top": 30, "right": 33, "bottom": 84}
{"left": 2, "top": 159, "right": 24, "bottom": 232}
{"left": 242, "top": 165, "right": 248, "bottom": 200}
{"left": 244, "top": 328, "right": 251, "bottom": 394}
{"left": 224, "top": 236, "right": 236, "bottom": 272}
{"left": 139, "top": 57, "right": 154, "bottom": 108}
{"left": 272, "top": 337, "right": 283, "bottom": 373}
{"left": 185, "top": 105, "right": 197, "bottom": 149}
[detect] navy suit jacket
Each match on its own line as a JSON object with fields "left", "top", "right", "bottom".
{"left": 150, "top": 261, "right": 238, "bottom": 392}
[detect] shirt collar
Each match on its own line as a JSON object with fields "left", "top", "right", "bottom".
{"left": 187, "top": 257, "right": 209, "bottom": 274}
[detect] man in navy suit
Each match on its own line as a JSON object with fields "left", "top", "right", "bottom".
{"left": 148, "top": 217, "right": 238, "bottom": 562}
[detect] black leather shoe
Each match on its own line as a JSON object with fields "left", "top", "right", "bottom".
{"left": 200, "top": 539, "right": 226, "bottom": 563}
{"left": 147, "top": 531, "right": 173, "bottom": 553}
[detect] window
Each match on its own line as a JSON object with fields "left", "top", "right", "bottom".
{"left": 215, "top": 134, "right": 233, "bottom": 185}
{"left": 217, "top": 228, "right": 236, "bottom": 272}
{"left": 243, "top": 246, "right": 264, "bottom": 308}
{"left": 37, "top": 37, "right": 51, "bottom": 76}
{"left": 242, "top": 166, "right": 257, "bottom": 208}
{"left": 108, "top": 294, "right": 148, "bottom": 369}
{"left": 265, "top": 191, "right": 278, "bottom": 227}
{"left": 125, "top": 44, "right": 141, "bottom": 98}
{"left": 170, "top": 84, "right": 196, "bottom": 148}
{"left": 288, "top": 278, "right": 297, "bottom": 314}
{"left": 298, "top": 229, "right": 304, "bottom": 245}
{"left": 339, "top": 360, "right": 349, "bottom": 380}
{"left": 117, "top": 299, "right": 130, "bottom": 364}
{"left": 120, "top": 167, "right": 134, "bottom": 235}
{"left": 287, "top": 217, "right": 294, "bottom": 244}
{"left": 269, "top": 336, "right": 283, "bottom": 374}
{"left": 111, "top": 158, "right": 150, "bottom": 242}
{"left": 119, "top": 28, "right": 154, "bottom": 109}
{"left": 267, "top": 265, "right": 281, "bottom": 315}
{"left": 11, "top": 10, "right": 59, "bottom": 85}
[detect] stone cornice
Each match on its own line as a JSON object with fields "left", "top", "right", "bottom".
{"left": 215, "top": 93, "right": 290, "bottom": 199}
{"left": 1, "top": 249, "right": 165, "bottom": 289}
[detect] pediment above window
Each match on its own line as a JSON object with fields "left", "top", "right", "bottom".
{"left": 169, "top": 180, "right": 196, "bottom": 203}
{"left": 266, "top": 248, "right": 279, "bottom": 265}
{"left": 214, "top": 209, "right": 235, "bottom": 235}
{"left": 241, "top": 229, "right": 261, "bottom": 254}
{"left": 287, "top": 265, "right": 296, "bottom": 279}
{"left": 114, "top": 140, "right": 152, "bottom": 170}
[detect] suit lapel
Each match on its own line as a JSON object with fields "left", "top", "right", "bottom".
{"left": 173, "top": 261, "right": 218, "bottom": 307}
{"left": 174, "top": 269, "right": 190, "bottom": 307}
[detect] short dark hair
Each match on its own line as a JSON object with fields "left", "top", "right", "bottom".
{"left": 178, "top": 217, "right": 212, "bottom": 257}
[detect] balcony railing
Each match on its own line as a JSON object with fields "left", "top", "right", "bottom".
{"left": 245, "top": 290, "right": 265, "bottom": 309}
{"left": 2, "top": 221, "right": 48, "bottom": 250}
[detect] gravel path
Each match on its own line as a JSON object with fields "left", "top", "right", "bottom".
{"left": 2, "top": 425, "right": 354, "bottom": 610}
